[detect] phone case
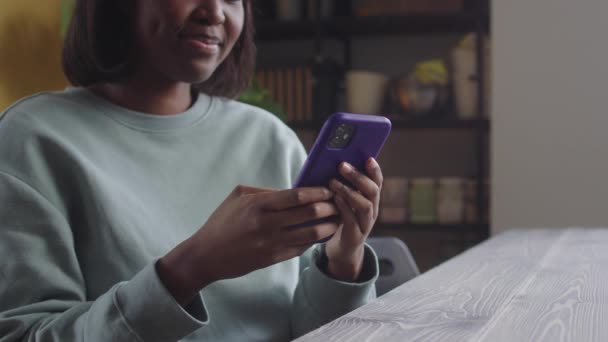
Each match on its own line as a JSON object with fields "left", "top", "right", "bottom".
{"left": 294, "top": 112, "right": 392, "bottom": 188}
{"left": 290, "top": 112, "right": 392, "bottom": 242}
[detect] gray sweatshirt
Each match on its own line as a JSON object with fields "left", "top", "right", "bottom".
{"left": 0, "top": 87, "right": 378, "bottom": 341}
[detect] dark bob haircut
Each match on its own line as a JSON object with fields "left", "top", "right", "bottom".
{"left": 62, "top": 0, "right": 256, "bottom": 99}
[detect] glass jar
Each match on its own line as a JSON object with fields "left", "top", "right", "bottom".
{"left": 379, "top": 177, "right": 409, "bottom": 223}
{"left": 437, "top": 177, "right": 465, "bottom": 224}
{"left": 409, "top": 178, "right": 436, "bottom": 224}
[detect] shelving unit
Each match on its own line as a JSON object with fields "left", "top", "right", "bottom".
{"left": 289, "top": 117, "right": 490, "bottom": 131}
{"left": 256, "top": 13, "right": 489, "bottom": 40}
{"left": 254, "top": 1, "right": 491, "bottom": 268}
{"left": 375, "top": 223, "right": 489, "bottom": 233}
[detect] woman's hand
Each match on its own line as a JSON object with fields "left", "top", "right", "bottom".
{"left": 325, "top": 157, "right": 383, "bottom": 282}
{"left": 157, "top": 185, "right": 340, "bottom": 306}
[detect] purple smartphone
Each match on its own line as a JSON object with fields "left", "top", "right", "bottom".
{"left": 290, "top": 112, "right": 392, "bottom": 242}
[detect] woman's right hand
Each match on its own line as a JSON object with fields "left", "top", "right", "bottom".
{"left": 157, "top": 185, "right": 339, "bottom": 306}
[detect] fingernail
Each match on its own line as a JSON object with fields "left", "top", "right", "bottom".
{"left": 341, "top": 162, "right": 353, "bottom": 173}
{"left": 368, "top": 158, "right": 379, "bottom": 168}
{"left": 330, "top": 178, "right": 341, "bottom": 189}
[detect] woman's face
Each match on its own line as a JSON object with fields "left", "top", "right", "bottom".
{"left": 131, "top": 0, "right": 245, "bottom": 85}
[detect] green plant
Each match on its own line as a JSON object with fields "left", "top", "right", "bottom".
{"left": 238, "top": 79, "right": 287, "bottom": 121}
{"left": 60, "top": 0, "right": 75, "bottom": 37}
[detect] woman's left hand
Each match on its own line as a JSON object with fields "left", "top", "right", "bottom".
{"left": 325, "top": 157, "right": 383, "bottom": 282}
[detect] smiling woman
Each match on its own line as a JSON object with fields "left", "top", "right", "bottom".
{"left": 0, "top": 1, "right": 381, "bottom": 341}
{"left": 0, "top": 0, "right": 67, "bottom": 110}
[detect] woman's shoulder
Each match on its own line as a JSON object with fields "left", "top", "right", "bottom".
{"left": 0, "top": 88, "right": 89, "bottom": 129}
{"left": 210, "top": 96, "right": 299, "bottom": 142}
{"left": 0, "top": 89, "right": 96, "bottom": 171}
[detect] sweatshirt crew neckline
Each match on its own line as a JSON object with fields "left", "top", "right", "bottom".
{"left": 65, "top": 87, "right": 213, "bottom": 132}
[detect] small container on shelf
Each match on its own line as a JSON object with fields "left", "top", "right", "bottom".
{"left": 379, "top": 177, "right": 409, "bottom": 223}
{"left": 345, "top": 70, "right": 388, "bottom": 115}
{"left": 483, "top": 178, "right": 490, "bottom": 224}
{"left": 451, "top": 33, "right": 491, "bottom": 119}
{"left": 354, "top": 0, "right": 463, "bottom": 16}
{"left": 463, "top": 178, "right": 478, "bottom": 223}
{"left": 437, "top": 177, "right": 465, "bottom": 224}
{"left": 462, "top": 178, "right": 490, "bottom": 224}
{"left": 408, "top": 60, "right": 449, "bottom": 116}
{"left": 383, "top": 60, "right": 449, "bottom": 120}
{"left": 409, "top": 178, "right": 437, "bottom": 224}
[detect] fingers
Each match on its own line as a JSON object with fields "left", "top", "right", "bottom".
{"left": 365, "top": 158, "right": 383, "bottom": 190}
{"left": 336, "top": 159, "right": 383, "bottom": 219}
{"left": 264, "top": 201, "right": 339, "bottom": 228}
{"left": 282, "top": 221, "right": 340, "bottom": 247}
{"left": 230, "top": 185, "right": 278, "bottom": 197}
{"left": 337, "top": 162, "right": 380, "bottom": 204}
{"left": 257, "top": 187, "right": 334, "bottom": 211}
{"left": 334, "top": 193, "right": 358, "bottom": 230}
{"left": 365, "top": 158, "right": 383, "bottom": 219}
{"left": 330, "top": 178, "right": 374, "bottom": 230}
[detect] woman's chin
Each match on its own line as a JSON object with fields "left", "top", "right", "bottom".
{"left": 180, "top": 70, "right": 214, "bottom": 85}
{"left": 181, "top": 62, "right": 219, "bottom": 83}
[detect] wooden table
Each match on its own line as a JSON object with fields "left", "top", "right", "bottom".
{"left": 296, "top": 228, "right": 608, "bottom": 342}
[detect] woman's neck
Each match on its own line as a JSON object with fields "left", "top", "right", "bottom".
{"left": 89, "top": 77, "right": 194, "bottom": 116}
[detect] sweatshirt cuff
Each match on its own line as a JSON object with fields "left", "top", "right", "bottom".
{"left": 114, "top": 261, "right": 209, "bottom": 341}
{"left": 301, "top": 243, "right": 379, "bottom": 320}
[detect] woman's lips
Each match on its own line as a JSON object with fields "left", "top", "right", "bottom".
{"left": 180, "top": 34, "right": 222, "bottom": 55}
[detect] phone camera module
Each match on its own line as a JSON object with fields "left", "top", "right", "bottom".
{"left": 328, "top": 123, "right": 356, "bottom": 148}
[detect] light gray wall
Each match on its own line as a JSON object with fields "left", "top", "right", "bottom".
{"left": 492, "top": 0, "right": 608, "bottom": 233}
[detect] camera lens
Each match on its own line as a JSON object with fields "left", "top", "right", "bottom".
{"left": 328, "top": 123, "right": 356, "bottom": 148}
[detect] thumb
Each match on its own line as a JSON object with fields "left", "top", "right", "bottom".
{"left": 230, "top": 185, "right": 279, "bottom": 197}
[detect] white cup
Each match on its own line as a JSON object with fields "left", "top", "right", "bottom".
{"left": 345, "top": 70, "right": 389, "bottom": 115}
{"left": 452, "top": 47, "right": 491, "bottom": 119}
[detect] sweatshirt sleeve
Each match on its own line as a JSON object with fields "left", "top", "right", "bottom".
{"left": 285, "top": 126, "right": 379, "bottom": 338}
{"left": 290, "top": 244, "right": 379, "bottom": 338}
{"left": 0, "top": 171, "right": 209, "bottom": 341}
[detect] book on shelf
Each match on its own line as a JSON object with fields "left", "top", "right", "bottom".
{"left": 285, "top": 68, "right": 294, "bottom": 121}
{"left": 304, "top": 66, "right": 313, "bottom": 122}
{"left": 294, "top": 67, "right": 303, "bottom": 122}
{"left": 255, "top": 65, "right": 314, "bottom": 123}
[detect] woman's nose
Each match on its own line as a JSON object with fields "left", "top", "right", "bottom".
{"left": 192, "top": 0, "right": 226, "bottom": 25}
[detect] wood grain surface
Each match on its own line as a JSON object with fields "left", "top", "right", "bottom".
{"left": 295, "top": 228, "right": 608, "bottom": 342}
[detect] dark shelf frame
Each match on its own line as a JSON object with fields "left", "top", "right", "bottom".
{"left": 287, "top": 121, "right": 321, "bottom": 130}
{"left": 392, "top": 118, "right": 490, "bottom": 129}
{"left": 289, "top": 118, "right": 490, "bottom": 131}
{"left": 256, "top": 2, "right": 492, "bottom": 247}
{"left": 256, "top": 12, "right": 490, "bottom": 41}
{"left": 374, "top": 222, "right": 489, "bottom": 234}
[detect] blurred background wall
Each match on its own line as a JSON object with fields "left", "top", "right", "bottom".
{"left": 492, "top": 0, "right": 608, "bottom": 233}
{"left": 0, "top": 0, "right": 67, "bottom": 111}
